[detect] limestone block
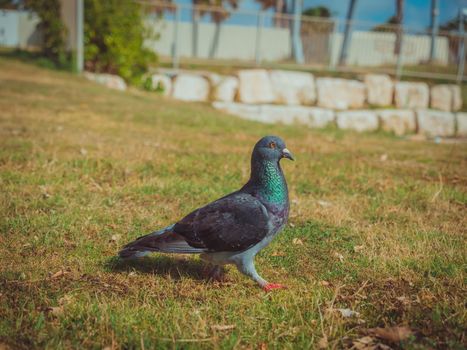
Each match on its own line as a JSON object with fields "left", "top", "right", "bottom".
{"left": 150, "top": 74, "right": 172, "bottom": 96}
{"left": 364, "top": 74, "right": 393, "bottom": 106}
{"left": 84, "top": 72, "right": 127, "bottom": 91}
{"left": 394, "top": 82, "right": 429, "bottom": 109}
{"left": 430, "top": 84, "right": 463, "bottom": 112}
{"left": 260, "top": 105, "right": 307, "bottom": 124}
{"left": 212, "top": 76, "right": 239, "bottom": 102}
{"left": 307, "top": 107, "right": 335, "bottom": 128}
{"left": 212, "top": 103, "right": 334, "bottom": 128}
{"left": 256, "top": 105, "right": 334, "bottom": 127}
{"left": 451, "top": 85, "right": 462, "bottom": 111}
{"left": 317, "top": 78, "right": 366, "bottom": 110}
{"left": 237, "top": 69, "right": 275, "bottom": 104}
{"left": 417, "top": 109, "right": 455, "bottom": 137}
{"left": 269, "top": 70, "right": 316, "bottom": 105}
{"left": 456, "top": 112, "right": 467, "bottom": 137}
{"left": 336, "top": 110, "right": 379, "bottom": 132}
{"left": 172, "top": 74, "right": 210, "bottom": 102}
{"left": 212, "top": 102, "right": 263, "bottom": 122}
{"left": 378, "top": 109, "right": 416, "bottom": 136}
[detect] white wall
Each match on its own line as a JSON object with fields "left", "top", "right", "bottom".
{"left": 0, "top": 10, "right": 451, "bottom": 68}
{"left": 144, "top": 19, "right": 291, "bottom": 62}
{"left": 0, "top": 9, "right": 41, "bottom": 49}
{"left": 329, "top": 31, "right": 449, "bottom": 67}
{"left": 146, "top": 19, "right": 450, "bottom": 67}
{"left": 0, "top": 10, "right": 19, "bottom": 47}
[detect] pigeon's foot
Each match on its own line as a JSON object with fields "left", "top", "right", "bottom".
{"left": 205, "top": 265, "right": 226, "bottom": 282}
{"left": 263, "top": 283, "right": 287, "bottom": 292}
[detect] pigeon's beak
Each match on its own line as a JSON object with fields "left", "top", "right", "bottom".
{"left": 281, "top": 148, "right": 294, "bottom": 161}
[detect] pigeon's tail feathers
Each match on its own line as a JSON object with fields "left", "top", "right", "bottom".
{"left": 118, "top": 225, "right": 205, "bottom": 258}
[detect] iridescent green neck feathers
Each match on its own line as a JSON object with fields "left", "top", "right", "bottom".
{"left": 253, "top": 160, "right": 288, "bottom": 204}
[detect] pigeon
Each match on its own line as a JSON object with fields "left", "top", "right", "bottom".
{"left": 119, "top": 135, "right": 294, "bottom": 291}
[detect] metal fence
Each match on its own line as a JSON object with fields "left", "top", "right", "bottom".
{"left": 140, "top": 1, "right": 466, "bottom": 82}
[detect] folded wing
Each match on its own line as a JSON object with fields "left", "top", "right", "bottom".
{"left": 174, "top": 192, "right": 271, "bottom": 252}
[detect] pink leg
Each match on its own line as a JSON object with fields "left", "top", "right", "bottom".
{"left": 263, "top": 283, "right": 287, "bottom": 292}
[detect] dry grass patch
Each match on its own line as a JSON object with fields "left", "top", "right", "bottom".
{"left": 0, "top": 57, "right": 466, "bottom": 349}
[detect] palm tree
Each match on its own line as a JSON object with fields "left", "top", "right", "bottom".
{"left": 429, "top": 0, "right": 439, "bottom": 62}
{"left": 255, "top": 0, "right": 288, "bottom": 27}
{"left": 191, "top": 0, "right": 238, "bottom": 58}
{"left": 338, "top": 0, "right": 357, "bottom": 66}
{"left": 394, "top": 0, "right": 404, "bottom": 55}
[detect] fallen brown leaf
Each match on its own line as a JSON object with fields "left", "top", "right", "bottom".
{"left": 317, "top": 200, "right": 332, "bottom": 207}
{"left": 50, "top": 269, "right": 69, "bottom": 279}
{"left": 292, "top": 238, "right": 304, "bottom": 245}
{"left": 370, "top": 326, "right": 413, "bottom": 343}
{"left": 352, "top": 336, "right": 374, "bottom": 350}
{"left": 110, "top": 234, "right": 121, "bottom": 243}
{"left": 271, "top": 251, "right": 286, "bottom": 257}
{"left": 211, "top": 324, "right": 235, "bottom": 331}
{"left": 317, "top": 335, "right": 328, "bottom": 349}
{"left": 333, "top": 251, "right": 344, "bottom": 262}
{"left": 351, "top": 336, "right": 393, "bottom": 350}
{"left": 58, "top": 294, "right": 73, "bottom": 305}
{"left": 353, "top": 245, "right": 364, "bottom": 253}
{"left": 45, "top": 306, "right": 64, "bottom": 316}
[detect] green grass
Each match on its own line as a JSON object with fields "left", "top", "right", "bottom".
{"left": 0, "top": 57, "right": 466, "bottom": 349}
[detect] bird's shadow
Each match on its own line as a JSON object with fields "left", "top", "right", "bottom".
{"left": 105, "top": 254, "right": 207, "bottom": 281}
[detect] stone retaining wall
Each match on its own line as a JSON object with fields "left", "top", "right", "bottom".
{"left": 150, "top": 69, "right": 462, "bottom": 112}
{"left": 213, "top": 102, "right": 465, "bottom": 137}
{"left": 84, "top": 68, "right": 465, "bottom": 137}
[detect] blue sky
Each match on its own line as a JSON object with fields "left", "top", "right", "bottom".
{"left": 168, "top": 0, "right": 467, "bottom": 31}
{"left": 305, "top": 0, "right": 467, "bottom": 30}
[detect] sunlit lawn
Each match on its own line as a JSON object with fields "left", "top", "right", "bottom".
{"left": 0, "top": 57, "right": 466, "bottom": 349}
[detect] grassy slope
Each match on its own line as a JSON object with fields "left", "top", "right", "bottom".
{"left": 0, "top": 58, "right": 466, "bottom": 349}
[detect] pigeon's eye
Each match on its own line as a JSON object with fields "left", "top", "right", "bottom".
{"left": 268, "top": 141, "right": 276, "bottom": 149}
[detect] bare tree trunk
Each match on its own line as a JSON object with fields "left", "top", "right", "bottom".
{"left": 209, "top": 21, "right": 221, "bottom": 58}
{"left": 339, "top": 0, "right": 357, "bottom": 66}
{"left": 429, "top": 0, "right": 439, "bottom": 62}
{"left": 394, "top": 0, "right": 404, "bottom": 55}
{"left": 192, "top": 7, "right": 200, "bottom": 57}
{"left": 274, "top": 0, "right": 287, "bottom": 27}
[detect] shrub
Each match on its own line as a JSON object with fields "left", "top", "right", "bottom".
{"left": 84, "top": 0, "right": 157, "bottom": 84}
{"left": 24, "top": 0, "right": 68, "bottom": 67}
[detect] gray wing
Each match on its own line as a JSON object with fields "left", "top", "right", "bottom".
{"left": 173, "top": 192, "right": 271, "bottom": 252}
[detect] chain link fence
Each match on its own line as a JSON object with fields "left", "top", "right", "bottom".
{"left": 140, "top": 0, "right": 466, "bottom": 82}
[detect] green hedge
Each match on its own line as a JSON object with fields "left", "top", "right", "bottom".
{"left": 84, "top": 0, "right": 157, "bottom": 84}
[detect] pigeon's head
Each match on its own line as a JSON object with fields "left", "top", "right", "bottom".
{"left": 252, "top": 136, "right": 294, "bottom": 163}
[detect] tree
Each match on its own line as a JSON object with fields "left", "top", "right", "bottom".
{"left": 256, "top": 0, "right": 288, "bottom": 27}
{"left": 439, "top": 14, "right": 467, "bottom": 64}
{"left": 339, "top": 0, "right": 357, "bottom": 66}
{"left": 429, "top": 0, "right": 439, "bottom": 62}
{"left": 300, "top": 6, "right": 333, "bottom": 64}
{"left": 20, "top": 0, "right": 67, "bottom": 66}
{"left": 84, "top": 0, "right": 157, "bottom": 83}
{"left": 371, "top": 0, "right": 404, "bottom": 55}
{"left": 190, "top": 0, "right": 239, "bottom": 58}
{"left": 394, "top": 0, "right": 404, "bottom": 55}
{"left": 372, "top": 15, "right": 399, "bottom": 32}
{"left": 302, "top": 6, "right": 330, "bottom": 18}
{"left": 0, "top": 0, "right": 19, "bottom": 9}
